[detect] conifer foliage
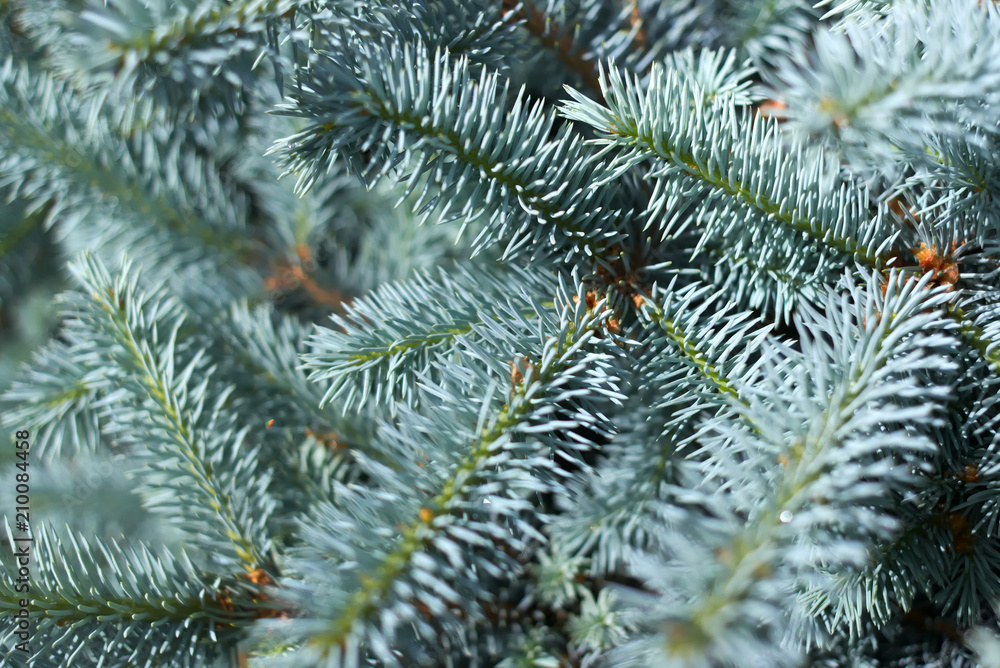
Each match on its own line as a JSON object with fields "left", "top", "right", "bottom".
{"left": 2, "top": 0, "right": 1000, "bottom": 666}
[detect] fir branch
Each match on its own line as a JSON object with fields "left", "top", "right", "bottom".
{"left": 66, "top": 253, "right": 274, "bottom": 571}
{"left": 0, "top": 59, "right": 248, "bottom": 253}
{"left": 771, "top": 0, "right": 1000, "bottom": 179}
{"left": 0, "top": 523, "right": 245, "bottom": 667}
{"left": 553, "top": 281, "right": 773, "bottom": 574}
{"left": 271, "top": 38, "right": 629, "bottom": 261}
{"left": 616, "top": 270, "right": 959, "bottom": 667}
{"left": 560, "top": 57, "right": 891, "bottom": 270}
{"left": 0, "top": 336, "right": 108, "bottom": 459}
{"left": 48, "top": 0, "right": 316, "bottom": 127}
{"left": 263, "top": 283, "right": 624, "bottom": 666}
{"left": 949, "top": 303, "right": 1000, "bottom": 378}
{"left": 303, "top": 265, "right": 558, "bottom": 413}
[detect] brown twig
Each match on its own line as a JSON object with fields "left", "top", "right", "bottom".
{"left": 625, "top": 0, "right": 646, "bottom": 49}
{"left": 264, "top": 244, "right": 350, "bottom": 310}
{"left": 501, "top": 0, "right": 606, "bottom": 103}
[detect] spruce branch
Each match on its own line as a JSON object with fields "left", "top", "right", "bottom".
{"left": 639, "top": 283, "right": 751, "bottom": 402}
{"left": 271, "top": 38, "right": 629, "bottom": 261}
{"left": 497, "top": 0, "right": 741, "bottom": 101}
{"left": 5, "top": 1, "right": 1000, "bottom": 666}
{"left": 0, "top": 337, "right": 108, "bottom": 459}
{"left": 0, "top": 60, "right": 245, "bottom": 242}
{"left": 551, "top": 281, "right": 774, "bottom": 575}
{"left": 212, "top": 302, "right": 385, "bottom": 474}
{"left": 261, "top": 282, "right": 624, "bottom": 666}
{"left": 220, "top": 302, "right": 353, "bottom": 429}
{"left": 707, "top": 0, "right": 819, "bottom": 66}
{"left": 66, "top": 253, "right": 275, "bottom": 571}
{"left": 770, "top": 0, "right": 1000, "bottom": 179}
{"left": 887, "top": 132, "right": 1000, "bottom": 237}
{"left": 0, "top": 58, "right": 259, "bottom": 308}
{"left": 303, "top": 265, "right": 558, "bottom": 413}
{"left": 801, "top": 357, "right": 1000, "bottom": 638}
{"left": 699, "top": 238, "right": 831, "bottom": 322}
{"left": 814, "top": 0, "right": 894, "bottom": 25}
{"left": 46, "top": 0, "right": 318, "bottom": 128}
{"left": 949, "top": 303, "right": 1000, "bottom": 379}
{"left": 615, "top": 270, "right": 959, "bottom": 667}
{"left": 0, "top": 523, "right": 245, "bottom": 667}
{"left": 560, "top": 55, "right": 892, "bottom": 273}
{"left": 244, "top": 111, "right": 480, "bottom": 312}
{"left": 324, "top": 0, "right": 520, "bottom": 72}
